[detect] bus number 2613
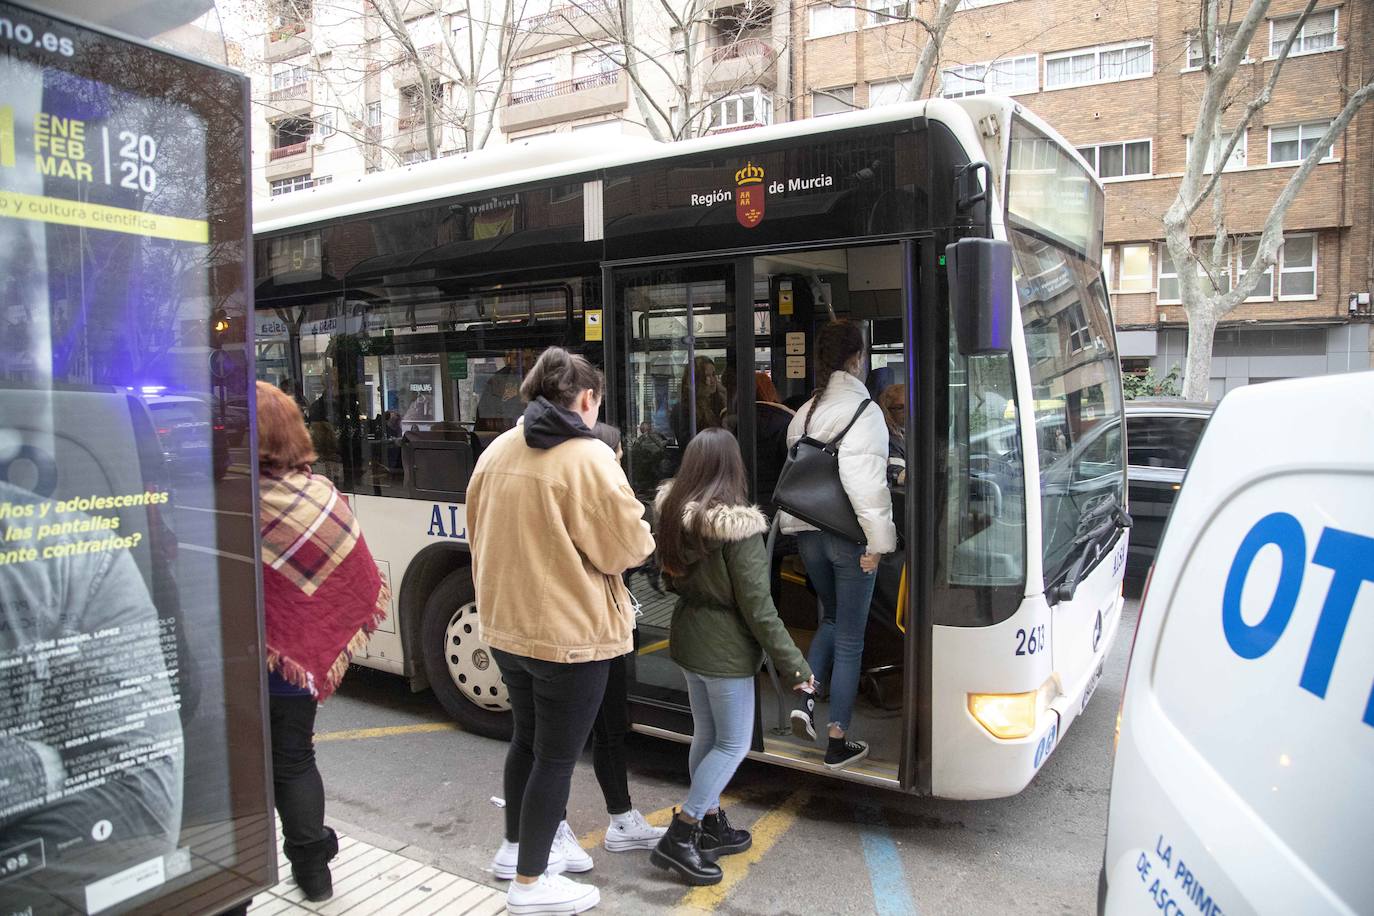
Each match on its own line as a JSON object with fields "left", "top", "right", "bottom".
{"left": 1015, "top": 625, "right": 1046, "bottom": 656}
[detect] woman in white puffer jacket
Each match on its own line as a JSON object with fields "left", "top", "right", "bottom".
{"left": 780, "top": 319, "right": 896, "bottom": 770}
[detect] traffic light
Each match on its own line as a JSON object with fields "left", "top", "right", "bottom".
{"left": 211, "top": 308, "right": 230, "bottom": 347}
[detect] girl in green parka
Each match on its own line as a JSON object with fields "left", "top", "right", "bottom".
{"left": 649, "top": 428, "right": 814, "bottom": 886}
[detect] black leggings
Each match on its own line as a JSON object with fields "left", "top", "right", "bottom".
{"left": 493, "top": 648, "right": 610, "bottom": 879}
{"left": 591, "top": 653, "right": 632, "bottom": 816}
{"left": 269, "top": 694, "right": 329, "bottom": 858}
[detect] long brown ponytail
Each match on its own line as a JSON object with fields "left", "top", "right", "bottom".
{"left": 656, "top": 429, "right": 749, "bottom": 577}
{"left": 804, "top": 320, "right": 865, "bottom": 434}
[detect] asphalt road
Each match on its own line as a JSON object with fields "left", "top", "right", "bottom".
{"left": 305, "top": 597, "right": 1139, "bottom": 916}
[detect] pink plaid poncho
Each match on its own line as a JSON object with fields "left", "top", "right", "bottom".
{"left": 259, "top": 470, "right": 390, "bottom": 700}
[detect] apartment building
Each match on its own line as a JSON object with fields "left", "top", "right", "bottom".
{"left": 244, "top": 0, "right": 790, "bottom": 200}
{"left": 795, "top": 0, "right": 1372, "bottom": 395}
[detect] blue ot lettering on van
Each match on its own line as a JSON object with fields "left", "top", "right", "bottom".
{"left": 1222, "top": 512, "right": 1374, "bottom": 727}
{"left": 427, "top": 503, "right": 467, "bottom": 541}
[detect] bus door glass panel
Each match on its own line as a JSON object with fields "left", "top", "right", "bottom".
{"left": 614, "top": 264, "right": 737, "bottom": 706}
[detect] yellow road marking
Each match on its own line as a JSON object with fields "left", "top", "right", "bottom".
{"left": 674, "top": 791, "right": 808, "bottom": 912}
{"left": 638, "top": 638, "right": 671, "bottom": 656}
{"left": 314, "top": 722, "right": 457, "bottom": 742}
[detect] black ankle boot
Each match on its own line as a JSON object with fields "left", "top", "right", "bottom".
{"left": 286, "top": 826, "right": 338, "bottom": 902}
{"left": 650, "top": 812, "right": 722, "bottom": 886}
{"left": 700, "top": 808, "right": 752, "bottom": 857}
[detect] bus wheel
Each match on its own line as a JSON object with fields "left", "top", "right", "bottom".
{"left": 421, "top": 569, "right": 513, "bottom": 741}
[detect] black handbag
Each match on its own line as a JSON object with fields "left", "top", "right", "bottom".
{"left": 772, "top": 399, "right": 872, "bottom": 545}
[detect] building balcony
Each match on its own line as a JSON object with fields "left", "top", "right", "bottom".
{"left": 393, "top": 116, "right": 438, "bottom": 153}
{"left": 265, "top": 143, "right": 312, "bottom": 180}
{"left": 513, "top": 2, "right": 613, "bottom": 57}
{"left": 705, "top": 38, "right": 777, "bottom": 92}
{"left": 264, "top": 22, "right": 311, "bottom": 62}
{"left": 267, "top": 80, "right": 312, "bottom": 116}
{"left": 502, "top": 71, "right": 627, "bottom": 132}
{"left": 392, "top": 44, "right": 446, "bottom": 87}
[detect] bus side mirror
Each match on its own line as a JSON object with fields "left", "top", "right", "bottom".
{"left": 947, "top": 237, "right": 1013, "bottom": 355}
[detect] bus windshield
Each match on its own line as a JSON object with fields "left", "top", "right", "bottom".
{"left": 1010, "top": 228, "right": 1124, "bottom": 588}
{"left": 1006, "top": 118, "right": 1104, "bottom": 261}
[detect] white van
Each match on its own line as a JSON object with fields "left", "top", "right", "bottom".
{"left": 1100, "top": 372, "right": 1374, "bottom": 916}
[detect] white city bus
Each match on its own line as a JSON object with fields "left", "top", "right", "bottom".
{"left": 253, "top": 97, "right": 1127, "bottom": 799}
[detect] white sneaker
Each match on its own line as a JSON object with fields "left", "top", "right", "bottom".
{"left": 505, "top": 872, "right": 600, "bottom": 915}
{"left": 554, "top": 821, "right": 594, "bottom": 873}
{"left": 490, "top": 839, "right": 567, "bottom": 881}
{"left": 604, "top": 809, "right": 668, "bottom": 852}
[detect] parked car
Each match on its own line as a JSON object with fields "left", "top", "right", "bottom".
{"left": 1123, "top": 399, "right": 1213, "bottom": 581}
{"left": 144, "top": 394, "right": 230, "bottom": 479}
{"left": 1099, "top": 371, "right": 1373, "bottom": 915}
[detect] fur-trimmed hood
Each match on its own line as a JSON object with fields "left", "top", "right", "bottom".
{"left": 654, "top": 481, "right": 768, "bottom": 543}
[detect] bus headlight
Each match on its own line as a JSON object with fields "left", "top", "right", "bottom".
{"left": 968, "top": 679, "right": 1055, "bottom": 740}
{"left": 968, "top": 691, "right": 1038, "bottom": 739}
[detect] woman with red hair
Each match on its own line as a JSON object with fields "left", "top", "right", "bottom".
{"left": 255, "top": 380, "right": 390, "bottom": 902}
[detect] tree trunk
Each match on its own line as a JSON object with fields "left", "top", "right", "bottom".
{"left": 1182, "top": 309, "right": 1219, "bottom": 401}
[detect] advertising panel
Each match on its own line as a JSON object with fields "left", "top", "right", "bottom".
{"left": 0, "top": 3, "right": 272, "bottom": 913}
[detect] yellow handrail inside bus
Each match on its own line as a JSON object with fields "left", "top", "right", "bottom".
{"left": 896, "top": 564, "right": 908, "bottom": 634}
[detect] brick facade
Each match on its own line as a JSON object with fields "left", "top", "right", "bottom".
{"left": 793, "top": 0, "right": 1373, "bottom": 391}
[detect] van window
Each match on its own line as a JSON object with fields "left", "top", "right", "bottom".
{"left": 1126, "top": 416, "right": 1206, "bottom": 469}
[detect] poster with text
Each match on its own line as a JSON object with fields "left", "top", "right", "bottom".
{"left": 0, "top": 4, "right": 272, "bottom": 914}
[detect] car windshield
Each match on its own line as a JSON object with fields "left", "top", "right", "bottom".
{"left": 1010, "top": 228, "right": 1125, "bottom": 587}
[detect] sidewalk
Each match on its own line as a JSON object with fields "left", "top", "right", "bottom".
{"left": 247, "top": 823, "right": 506, "bottom": 916}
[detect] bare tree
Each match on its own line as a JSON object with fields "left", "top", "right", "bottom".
{"left": 526, "top": 0, "right": 786, "bottom": 141}
{"left": 1166, "top": 0, "right": 1372, "bottom": 399}
{"left": 236, "top": 0, "right": 523, "bottom": 178}
{"left": 901, "top": 0, "right": 961, "bottom": 100}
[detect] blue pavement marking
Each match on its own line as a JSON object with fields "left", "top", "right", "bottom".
{"left": 854, "top": 802, "right": 920, "bottom": 916}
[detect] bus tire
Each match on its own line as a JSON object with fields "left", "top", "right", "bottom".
{"left": 421, "top": 568, "right": 513, "bottom": 741}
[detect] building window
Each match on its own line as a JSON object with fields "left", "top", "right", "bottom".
{"left": 315, "top": 110, "right": 334, "bottom": 139}
{"left": 867, "top": 77, "right": 911, "bottom": 107}
{"left": 1236, "top": 237, "right": 1274, "bottom": 300}
{"left": 1157, "top": 245, "right": 1179, "bottom": 302}
{"left": 574, "top": 45, "right": 623, "bottom": 84}
{"left": 1075, "top": 139, "right": 1151, "bottom": 179}
{"left": 1270, "top": 8, "right": 1338, "bottom": 57}
{"left": 1044, "top": 40, "right": 1152, "bottom": 89}
{"left": 1185, "top": 26, "right": 1242, "bottom": 69}
{"left": 1158, "top": 242, "right": 1234, "bottom": 303}
{"left": 1279, "top": 234, "right": 1316, "bottom": 299}
{"left": 366, "top": 101, "right": 382, "bottom": 127}
{"left": 812, "top": 86, "right": 855, "bottom": 116}
{"left": 1116, "top": 243, "right": 1152, "bottom": 293}
{"left": 269, "top": 173, "right": 329, "bottom": 197}
{"left": 271, "top": 64, "right": 309, "bottom": 91}
{"left": 1268, "top": 121, "right": 1335, "bottom": 164}
{"left": 709, "top": 88, "right": 772, "bottom": 131}
{"left": 1101, "top": 247, "right": 1113, "bottom": 289}
{"left": 1066, "top": 302, "right": 1093, "bottom": 353}
{"left": 400, "top": 150, "right": 429, "bottom": 165}
{"left": 511, "top": 59, "right": 558, "bottom": 103}
{"left": 865, "top": 0, "right": 909, "bottom": 27}
{"left": 809, "top": 2, "right": 855, "bottom": 38}
{"left": 271, "top": 117, "right": 313, "bottom": 150}
{"left": 1187, "top": 131, "right": 1247, "bottom": 172}
{"left": 941, "top": 55, "right": 1038, "bottom": 97}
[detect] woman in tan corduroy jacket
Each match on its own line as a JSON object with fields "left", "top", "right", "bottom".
{"left": 466, "top": 347, "right": 653, "bottom": 915}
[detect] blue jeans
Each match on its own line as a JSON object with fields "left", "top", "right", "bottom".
{"left": 682, "top": 671, "right": 755, "bottom": 820}
{"left": 797, "top": 530, "right": 877, "bottom": 733}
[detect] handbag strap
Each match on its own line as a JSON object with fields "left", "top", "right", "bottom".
{"left": 821, "top": 399, "right": 872, "bottom": 453}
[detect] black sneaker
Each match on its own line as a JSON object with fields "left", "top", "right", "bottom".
{"left": 824, "top": 736, "right": 869, "bottom": 770}
{"left": 790, "top": 694, "right": 817, "bottom": 741}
